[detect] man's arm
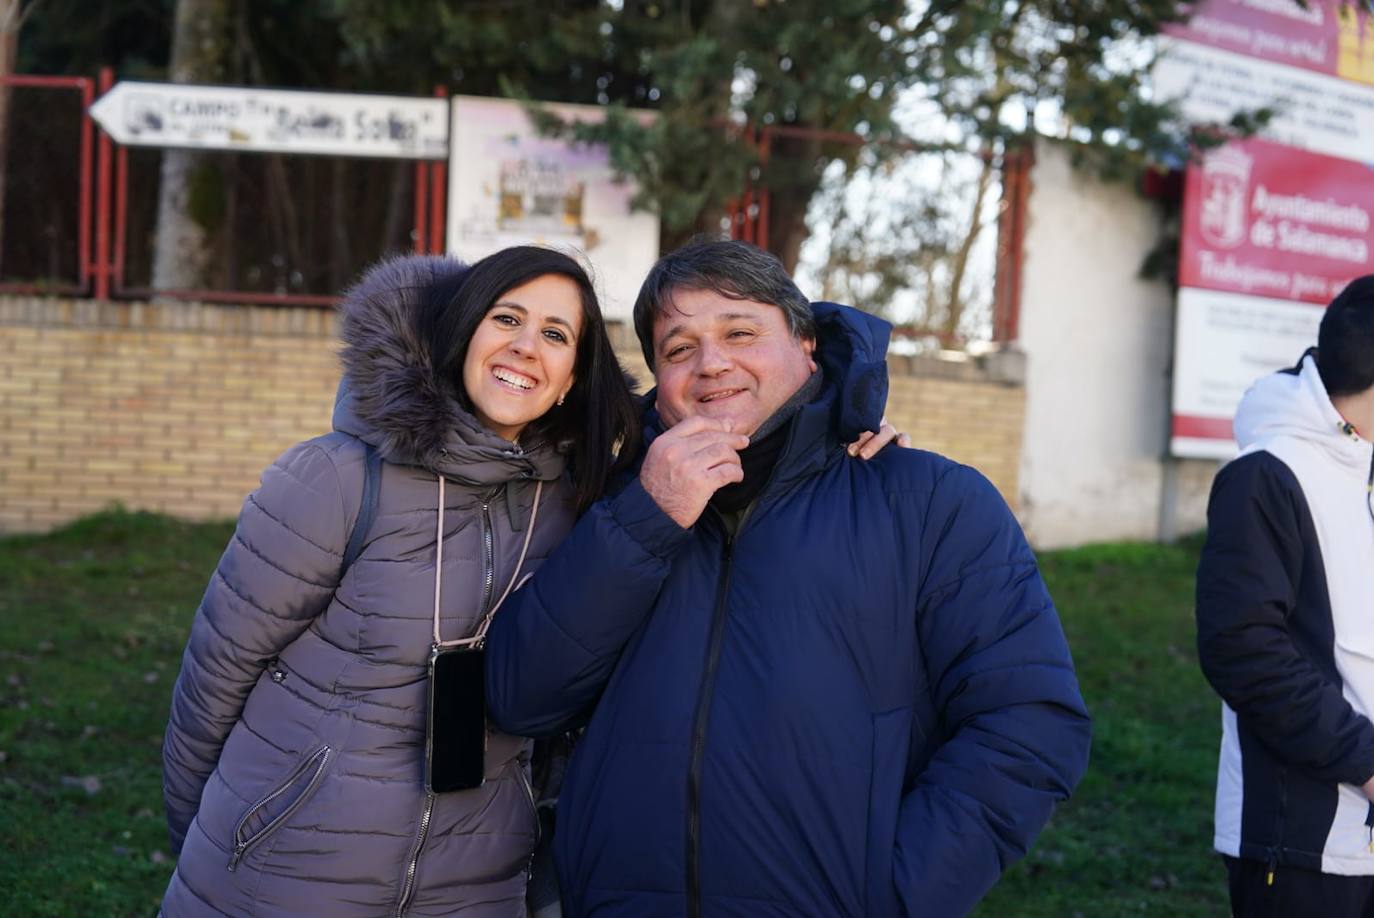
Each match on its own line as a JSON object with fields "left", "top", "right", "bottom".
{"left": 163, "top": 442, "right": 350, "bottom": 853}
{"left": 485, "top": 413, "right": 903, "bottom": 737}
{"left": 484, "top": 477, "right": 691, "bottom": 736}
{"left": 1196, "top": 452, "right": 1374, "bottom": 788}
{"left": 893, "top": 465, "right": 1091, "bottom": 917}
{"left": 486, "top": 417, "right": 745, "bottom": 735}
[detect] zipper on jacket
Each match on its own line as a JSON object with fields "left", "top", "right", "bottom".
{"left": 394, "top": 490, "right": 495, "bottom": 914}
{"left": 685, "top": 536, "right": 736, "bottom": 918}
{"left": 395, "top": 792, "right": 435, "bottom": 916}
{"left": 480, "top": 493, "right": 497, "bottom": 617}
{"left": 516, "top": 759, "right": 541, "bottom": 846}
{"left": 1267, "top": 765, "right": 1288, "bottom": 887}
{"left": 678, "top": 424, "right": 842, "bottom": 913}
{"left": 676, "top": 415, "right": 807, "bottom": 914}
{"left": 1364, "top": 451, "right": 1374, "bottom": 529}
{"left": 228, "top": 746, "right": 331, "bottom": 871}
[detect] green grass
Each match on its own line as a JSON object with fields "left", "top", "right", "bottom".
{"left": 0, "top": 510, "right": 234, "bottom": 917}
{"left": 0, "top": 512, "right": 1226, "bottom": 916}
{"left": 973, "top": 536, "right": 1225, "bottom": 917}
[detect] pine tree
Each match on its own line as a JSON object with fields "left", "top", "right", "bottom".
{"left": 21, "top": 0, "right": 1201, "bottom": 296}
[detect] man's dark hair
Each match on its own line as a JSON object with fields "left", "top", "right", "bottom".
{"left": 632, "top": 237, "right": 815, "bottom": 369}
{"left": 1318, "top": 275, "right": 1374, "bottom": 397}
{"left": 420, "top": 245, "right": 640, "bottom": 512}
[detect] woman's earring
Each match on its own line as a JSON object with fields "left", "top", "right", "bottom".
{"left": 557, "top": 393, "right": 566, "bottom": 407}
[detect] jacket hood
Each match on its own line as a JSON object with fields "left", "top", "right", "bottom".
{"left": 808, "top": 300, "right": 891, "bottom": 443}
{"left": 1234, "top": 350, "right": 1371, "bottom": 477}
{"left": 638, "top": 300, "right": 891, "bottom": 475}
{"left": 332, "top": 255, "right": 567, "bottom": 490}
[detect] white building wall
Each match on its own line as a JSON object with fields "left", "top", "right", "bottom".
{"left": 1018, "top": 138, "right": 1219, "bottom": 548}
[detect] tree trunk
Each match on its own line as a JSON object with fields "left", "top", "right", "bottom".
{"left": 768, "top": 188, "right": 814, "bottom": 275}
{"left": 940, "top": 156, "right": 995, "bottom": 339}
{"left": 661, "top": 208, "right": 723, "bottom": 255}
{"left": 264, "top": 153, "right": 303, "bottom": 290}
{"left": 764, "top": 133, "right": 834, "bottom": 274}
{"left": 329, "top": 158, "right": 351, "bottom": 292}
{"left": 223, "top": 153, "right": 239, "bottom": 288}
{"left": 151, "top": 0, "right": 231, "bottom": 292}
{"left": 381, "top": 160, "right": 410, "bottom": 253}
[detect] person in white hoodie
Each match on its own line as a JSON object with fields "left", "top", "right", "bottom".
{"left": 1197, "top": 275, "right": 1374, "bottom": 917}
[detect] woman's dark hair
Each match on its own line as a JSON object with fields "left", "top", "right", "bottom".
{"left": 420, "top": 245, "right": 640, "bottom": 511}
{"left": 1318, "top": 275, "right": 1374, "bottom": 398}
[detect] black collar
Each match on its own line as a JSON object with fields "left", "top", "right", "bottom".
{"left": 709, "top": 369, "right": 826, "bottom": 515}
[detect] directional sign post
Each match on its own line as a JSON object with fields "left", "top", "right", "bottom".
{"left": 89, "top": 81, "right": 449, "bottom": 159}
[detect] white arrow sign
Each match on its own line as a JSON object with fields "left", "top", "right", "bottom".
{"left": 89, "top": 81, "right": 449, "bottom": 160}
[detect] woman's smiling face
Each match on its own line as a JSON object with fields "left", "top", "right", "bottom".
{"left": 461, "top": 273, "right": 583, "bottom": 443}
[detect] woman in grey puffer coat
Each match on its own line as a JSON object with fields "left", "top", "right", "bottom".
{"left": 160, "top": 247, "right": 639, "bottom": 916}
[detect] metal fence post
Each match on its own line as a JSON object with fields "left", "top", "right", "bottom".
{"left": 993, "top": 145, "right": 1032, "bottom": 345}
{"left": 429, "top": 85, "right": 448, "bottom": 255}
{"left": 78, "top": 77, "right": 94, "bottom": 293}
{"left": 93, "top": 67, "right": 114, "bottom": 301}
{"left": 413, "top": 160, "right": 428, "bottom": 254}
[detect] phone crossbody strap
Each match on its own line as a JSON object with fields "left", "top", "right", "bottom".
{"left": 431, "top": 475, "right": 544, "bottom": 651}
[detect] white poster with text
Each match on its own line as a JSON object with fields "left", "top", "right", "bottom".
{"left": 446, "top": 96, "right": 660, "bottom": 321}
{"left": 1171, "top": 287, "right": 1323, "bottom": 458}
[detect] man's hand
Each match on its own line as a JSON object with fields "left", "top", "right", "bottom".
{"left": 641, "top": 417, "right": 750, "bottom": 528}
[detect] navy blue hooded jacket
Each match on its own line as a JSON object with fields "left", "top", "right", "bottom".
{"left": 486, "top": 302, "right": 1091, "bottom": 917}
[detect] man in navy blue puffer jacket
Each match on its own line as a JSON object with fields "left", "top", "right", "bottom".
{"left": 486, "top": 239, "right": 1091, "bottom": 918}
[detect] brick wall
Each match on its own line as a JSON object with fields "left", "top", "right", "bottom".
{"left": 0, "top": 297, "right": 339, "bottom": 532}
{"left": 1, "top": 296, "right": 1025, "bottom": 533}
{"left": 885, "top": 349, "right": 1026, "bottom": 508}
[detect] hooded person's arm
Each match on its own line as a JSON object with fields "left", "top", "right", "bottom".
{"left": 485, "top": 476, "right": 691, "bottom": 737}
{"left": 892, "top": 465, "right": 1091, "bottom": 917}
{"left": 1196, "top": 452, "right": 1374, "bottom": 785}
{"left": 162, "top": 441, "right": 353, "bottom": 854}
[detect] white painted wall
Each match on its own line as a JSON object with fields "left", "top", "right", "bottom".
{"left": 1018, "top": 138, "right": 1219, "bottom": 548}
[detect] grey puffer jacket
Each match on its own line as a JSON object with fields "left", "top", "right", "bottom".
{"left": 161, "top": 256, "right": 578, "bottom": 917}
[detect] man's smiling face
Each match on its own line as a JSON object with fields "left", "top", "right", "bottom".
{"left": 651, "top": 287, "right": 817, "bottom": 436}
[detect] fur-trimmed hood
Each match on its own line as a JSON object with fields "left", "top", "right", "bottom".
{"left": 332, "top": 255, "right": 567, "bottom": 489}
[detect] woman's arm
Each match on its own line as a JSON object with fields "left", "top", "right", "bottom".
{"left": 162, "top": 441, "right": 354, "bottom": 853}
{"left": 847, "top": 417, "right": 911, "bottom": 458}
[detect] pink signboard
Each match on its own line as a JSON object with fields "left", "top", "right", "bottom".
{"left": 1180, "top": 135, "right": 1374, "bottom": 306}
{"left": 1165, "top": 0, "right": 1374, "bottom": 85}
{"left": 1165, "top": 5, "right": 1374, "bottom": 458}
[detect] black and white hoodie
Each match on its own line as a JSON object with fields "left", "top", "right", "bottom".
{"left": 1198, "top": 350, "right": 1374, "bottom": 876}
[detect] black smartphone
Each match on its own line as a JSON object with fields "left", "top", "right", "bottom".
{"left": 426, "top": 646, "right": 487, "bottom": 793}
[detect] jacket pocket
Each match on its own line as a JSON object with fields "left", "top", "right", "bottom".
{"left": 865, "top": 708, "right": 913, "bottom": 916}
{"left": 227, "top": 745, "right": 332, "bottom": 871}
